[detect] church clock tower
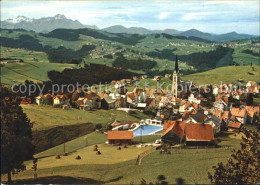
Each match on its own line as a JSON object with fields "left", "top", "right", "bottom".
{"left": 172, "top": 55, "right": 179, "bottom": 98}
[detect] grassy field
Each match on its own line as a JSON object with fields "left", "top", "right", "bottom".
{"left": 35, "top": 132, "right": 107, "bottom": 158}
{"left": 1, "top": 131, "right": 244, "bottom": 184}
{"left": 1, "top": 47, "right": 78, "bottom": 85}
{"left": 22, "top": 104, "right": 151, "bottom": 131}
{"left": 232, "top": 47, "right": 260, "bottom": 66}
{"left": 182, "top": 66, "right": 260, "bottom": 85}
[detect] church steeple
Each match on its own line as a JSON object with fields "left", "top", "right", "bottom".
{"left": 175, "top": 55, "right": 179, "bottom": 73}
{"left": 172, "top": 54, "right": 179, "bottom": 98}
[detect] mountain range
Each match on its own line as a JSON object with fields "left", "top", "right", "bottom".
{"left": 1, "top": 14, "right": 97, "bottom": 33}
{"left": 2, "top": 14, "right": 257, "bottom": 42}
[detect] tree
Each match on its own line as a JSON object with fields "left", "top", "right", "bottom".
{"left": 95, "top": 124, "right": 103, "bottom": 130}
{"left": 1, "top": 86, "right": 34, "bottom": 182}
{"left": 208, "top": 128, "right": 260, "bottom": 184}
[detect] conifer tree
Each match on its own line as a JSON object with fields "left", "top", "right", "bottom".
{"left": 208, "top": 128, "right": 260, "bottom": 184}
{"left": 1, "top": 86, "right": 34, "bottom": 182}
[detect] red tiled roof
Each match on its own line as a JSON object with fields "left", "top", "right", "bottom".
{"left": 230, "top": 108, "right": 246, "bottom": 117}
{"left": 223, "top": 97, "right": 229, "bottom": 104}
{"left": 172, "top": 121, "right": 185, "bottom": 139}
{"left": 185, "top": 124, "right": 214, "bottom": 142}
{"left": 182, "top": 110, "right": 197, "bottom": 120}
{"left": 163, "top": 120, "right": 176, "bottom": 131}
{"left": 126, "top": 92, "right": 136, "bottom": 100}
{"left": 98, "top": 93, "right": 107, "bottom": 100}
{"left": 55, "top": 94, "right": 69, "bottom": 100}
{"left": 107, "top": 131, "right": 134, "bottom": 140}
{"left": 180, "top": 100, "right": 187, "bottom": 106}
{"left": 228, "top": 122, "right": 242, "bottom": 129}
{"left": 246, "top": 106, "right": 259, "bottom": 115}
{"left": 184, "top": 102, "right": 198, "bottom": 111}
{"left": 222, "top": 111, "right": 229, "bottom": 120}
{"left": 213, "top": 110, "right": 223, "bottom": 120}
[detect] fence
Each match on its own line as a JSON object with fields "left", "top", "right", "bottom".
{"left": 136, "top": 147, "right": 156, "bottom": 165}
{"left": 160, "top": 145, "right": 232, "bottom": 155}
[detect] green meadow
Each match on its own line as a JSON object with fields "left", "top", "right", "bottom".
{"left": 22, "top": 104, "right": 151, "bottom": 131}
{"left": 1, "top": 131, "right": 246, "bottom": 184}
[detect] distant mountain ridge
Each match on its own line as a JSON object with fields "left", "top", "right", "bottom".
{"left": 102, "top": 25, "right": 181, "bottom": 35}
{"left": 1, "top": 14, "right": 98, "bottom": 33}
{"left": 1, "top": 15, "right": 257, "bottom": 42}
{"left": 178, "top": 29, "right": 256, "bottom": 42}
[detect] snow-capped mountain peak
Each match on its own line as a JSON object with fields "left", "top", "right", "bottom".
{"left": 54, "top": 14, "right": 66, "bottom": 20}
{"left": 5, "top": 16, "right": 32, "bottom": 24}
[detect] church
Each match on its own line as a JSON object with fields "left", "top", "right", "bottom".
{"left": 171, "top": 55, "right": 193, "bottom": 99}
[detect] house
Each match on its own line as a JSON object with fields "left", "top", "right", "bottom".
{"left": 188, "top": 93, "right": 201, "bottom": 104}
{"left": 185, "top": 111, "right": 207, "bottom": 123}
{"left": 86, "top": 92, "right": 101, "bottom": 109}
{"left": 214, "top": 96, "right": 228, "bottom": 111}
{"left": 76, "top": 97, "right": 93, "bottom": 111}
{"left": 245, "top": 106, "right": 259, "bottom": 124}
{"left": 212, "top": 110, "right": 230, "bottom": 129}
{"left": 20, "top": 97, "right": 31, "bottom": 104}
{"left": 137, "top": 103, "right": 147, "bottom": 109}
{"left": 107, "top": 131, "right": 134, "bottom": 145}
{"left": 126, "top": 92, "right": 137, "bottom": 107}
{"left": 36, "top": 95, "right": 44, "bottom": 105}
{"left": 161, "top": 121, "right": 185, "bottom": 144}
{"left": 230, "top": 107, "right": 247, "bottom": 124}
{"left": 53, "top": 94, "right": 69, "bottom": 106}
{"left": 153, "top": 75, "right": 163, "bottom": 81}
{"left": 228, "top": 121, "right": 242, "bottom": 133}
{"left": 185, "top": 124, "right": 214, "bottom": 146}
{"left": 213, "top": 86, "right": 219, "bottom": 95}
{"left": 165, "top": 74, "right": 172, "bottom": 78}
{"left": 179, "top": 101, "right": 199, "bottom": 113}
{"left": 115, "top": 81, "right": 125, "bottom": 89}
{"left": 115, "top": 97, "right": 125, "bottom": 108}
{"left": 205, "top": 115, "right": 222, "bottom": 135}
{"left": 140, "top": 118, "right": 163, "bottom": 126}
{"left": 101, "top": 97, "right": 116, "bottom": 109}
{"left": 146, "top": 96, "right": 161, "bottom": 110}
{"left": 45, "top": 93, "right": 54, "bottom": 105}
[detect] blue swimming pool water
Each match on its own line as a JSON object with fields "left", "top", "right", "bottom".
{"left": 134, "top": 125, "right": 163, "bottom": 137}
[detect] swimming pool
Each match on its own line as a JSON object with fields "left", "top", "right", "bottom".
{"left": 133, "top": 124, "right": 163, "bottom": 137}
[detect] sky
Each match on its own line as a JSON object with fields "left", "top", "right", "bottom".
{"left": 1, "top": 0, "right": 259, "bottom": 35}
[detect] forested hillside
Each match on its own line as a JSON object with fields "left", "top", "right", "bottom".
{"left": 1, "top": 28, "right": 259, "bottom": 85}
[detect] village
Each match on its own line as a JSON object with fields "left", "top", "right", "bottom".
{"left": 20, "top": 57, "right": 260, "bottom": 148}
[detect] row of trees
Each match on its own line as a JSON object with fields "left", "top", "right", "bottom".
{"left": 42, "top": 28, "right": 145, "bottom": 45}
{"left": 112, "top": 53, "right": 157, "bottom": 70}
{"left": 1, "top": 34, "right": 96, "bottom": 64}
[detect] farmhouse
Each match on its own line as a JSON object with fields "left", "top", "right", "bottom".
{"left": 161, "top": 121, "right": 185, "bottom": 144}
{"left": 214, "top": 96, "right": 228, "bottom": 111}
{"left": 53, "top": 94, "right": 69, "bottom": 105}
{"left": 245, "top": 106, "right": 259, "bottom": 124}
{"left": 230, "top": 107, "right": 247, "bottom": 124}
{"left": 107, "top": 131, "right": 134, "bottom": 145}
{"left": 185, "top": 124, "right": 214, "bottom": 146}
{"left": 228, "top": 121, "right": 242, "bottom": 133}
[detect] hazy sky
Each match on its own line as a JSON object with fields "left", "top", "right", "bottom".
{"left": 1, "top": 1, "right": 259, "bottom": 35}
